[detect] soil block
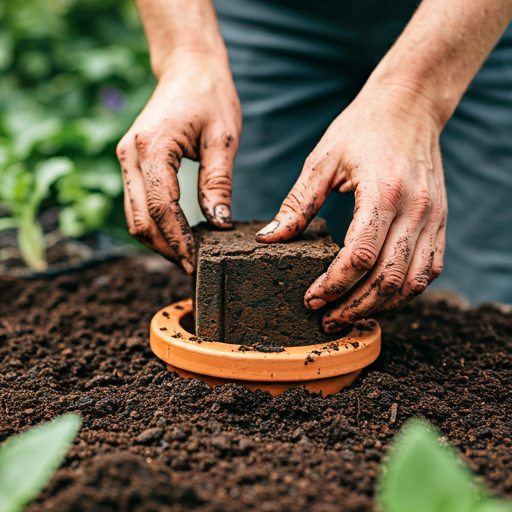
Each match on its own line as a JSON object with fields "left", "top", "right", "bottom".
{"left": 1, "top": 259, "right": 512, "bottom": 512}
{"left": 194, "top": 219, "right": 340, "bottom": 347}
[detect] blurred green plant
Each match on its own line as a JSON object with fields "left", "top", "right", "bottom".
{"left": 0, "top": 0, "right": 155, "bottom": 251}
{"left": 56, "top": 157, "right": 123, "bottom": 237}
{"left": 378, "top": 419, "right": 512, "bottom": 512}
{"left": 0, "top": 157, "right": 73, "bottom": 270}
{"left": 0, "top": 154, "right": 122, "bottom": 269}
{"left": 0, "top": 414, "right": 82, "bottom": 512}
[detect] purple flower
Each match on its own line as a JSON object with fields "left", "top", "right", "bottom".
{"left": 99, "top": 87, "right": 125, "bottom": 112}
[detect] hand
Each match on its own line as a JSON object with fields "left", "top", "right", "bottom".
{"left": 117, "top": 50, "right": 242, "bottom": 273}
{"left": 256, "top": 80, "right": 447, "bottom": 332}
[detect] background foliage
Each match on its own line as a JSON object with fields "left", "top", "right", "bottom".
{"left": 0, "top": 0, "right": 155, "bottom": 239}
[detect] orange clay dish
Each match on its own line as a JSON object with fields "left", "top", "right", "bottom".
{"left": 150, "top": 299, "right": 381, "bottom": 397}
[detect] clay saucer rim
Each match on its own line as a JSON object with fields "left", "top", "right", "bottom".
{"left": 166, "top": 364, "right": 362, "bottom": 397}
{"left": 150, "top": 299, "right": 381, "bottom": 382}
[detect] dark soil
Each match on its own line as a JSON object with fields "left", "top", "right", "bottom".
{"left": 1, "top": 258, "right": 512, "bottom": 512}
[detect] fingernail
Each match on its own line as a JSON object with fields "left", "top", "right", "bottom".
{"left": 307, "top": 298, "right": 326, "bottom": 310}
{"left": 181, "top": 258, "right": 195, "bottom": 274}
{"left": 256, "top": 221, "right": 280, "bottom": 238}
{"left": 214, "top": 204, "right": 232, "bottom": 225}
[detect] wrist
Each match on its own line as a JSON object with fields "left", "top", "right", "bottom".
{"left": 363, "top": 55, "right": 459, "bottom": 131}
{"left": 151, "top": 38, "right": 230, "bottom": 80}
{"left": 135, "top": 0, "right": 229, "bottom": 80}
{"left": 153, "top": 43, "right": 230, "bottom": 80}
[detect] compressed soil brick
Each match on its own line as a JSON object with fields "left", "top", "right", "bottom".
{"left": 194, "top": 219, "right": 341, "bottom": 347}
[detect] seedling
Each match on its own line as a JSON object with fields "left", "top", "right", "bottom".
{"left": 378, "top": 419, "right": 512, "bottom": 512}
{"left": 0, "top": 414, "right": 81, "bottom": 512}
{"left": 0, "top": 157, "right": 73, "bottom": 270}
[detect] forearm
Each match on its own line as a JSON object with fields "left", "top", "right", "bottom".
{"left": 367, "top": 0, "right": 512, "bottom": 128}
{"left": 135, "top": 0, "right": 228, "bottom": 78}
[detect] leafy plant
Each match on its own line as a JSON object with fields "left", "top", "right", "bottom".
{"left": 0, "top": 413, "right": 82, "bottom": 512}
{"left": 0, "top": 0, "right": 155, "bottom": 243}
{"left": 378, "top": 420, "right": 512, "bottom": 512}
{"left": 57, "top": 158, "right": 123, "bottom": 238}
{"left": 0, "top": 157, "right": 74, "bottom": 270}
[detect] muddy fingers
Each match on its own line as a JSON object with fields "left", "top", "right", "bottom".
{"left": 138, "top": 140, "right": 196, "bottom": 273}
{"left": 304, "top": 197, "right": 395, "bottom": 310}
{"left": 255, "top": 151, "right": 337, "bottom": 243}
{"left": 116, "top": 50, "right": 242, "bottom": 272}
{"left": 198, "top": 129, "right": 238, "bottom": 228}
{"left": 118, "top": 140, "right": 180, "bottom": 263}
{"left": 373, "top": 224, "right": 443, "bottom": 315}
{"left": 320, "top": 220, "right": 420, "bottom": 332}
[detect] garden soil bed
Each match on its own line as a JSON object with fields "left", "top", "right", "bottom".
{"left": 1, "top": 257, "right": 512, "bottom": 512}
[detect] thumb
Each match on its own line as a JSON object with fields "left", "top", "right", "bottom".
{"left": 198, "top": 131, "right": 238, "bottom": 228}
{"left": 255, "top": 153, "right": 335, "bottom": 242}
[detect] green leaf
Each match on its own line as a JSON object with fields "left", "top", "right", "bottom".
{"left": 4, "top": 110, "right": 62, "bottom": 160}
{"left": 0, "top": 414, "right": 81, "bottom": 512}
{"left": 79, "top": 159, "right": 123, "bottom": 197}
{"left": 17, "top": 216, "right": 47, "bottom": 271}
{"left": 472, "top": 501, "right": 512, "bottom": 512}
{"left": 0, "top": 217, "right": 18, "bottom": 231}
{"left": 56, "top": 159, "right": 122, "bottom": 204}
{"left": 68, "top": 45, "right": 135, "bottom": 82}
{"left": 77, "top": 193, "right": 112, "bottom": 229}
{"left": 59, "top": 205, "right": 85, "bottom": 238}
{"left": 59, "top": 193, "right": 112, "bottom": 237}
{"left": 56, "top": 175, "right": 88, "bottom": 205}
{"left": 0, "top": 164, "right": 27, "bottom": 203}
{"left": 32, "top": 157, "right": 74, "bottom": 210}
{"left": 74, "top": 116, "right": 124, "bottom": 155}
{"left": 18, "top": 50, "right": 52, "bottom": 80}
{"left": 0, "top": 137, "right": 13, "bottom": 171}
{"left": 13, "top": 168, "right": 33, "bottom": 207}
{"left": 0, "top": 30, "right": 14, "bottom": 71}
{"left": 378, "top": 420, "right": 484, "bottom": 512}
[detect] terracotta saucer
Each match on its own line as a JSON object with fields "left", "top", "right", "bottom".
{"left": 150, "top": 299, "right": 381, "bottom": 396}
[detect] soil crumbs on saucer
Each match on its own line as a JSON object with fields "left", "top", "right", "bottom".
{"left": 1, "top": 259, "right": 512, "bottom": 512}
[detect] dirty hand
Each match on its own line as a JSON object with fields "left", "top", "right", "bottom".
{"left": 117, "top": 51, "right": 242, "bottom": 273}
{"left": 256, "top": 81, "right": 447, "bottom": 331}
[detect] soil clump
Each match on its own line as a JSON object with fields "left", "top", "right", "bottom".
{"left": 194, "top": 219, "right": 339, "bottom": 347}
